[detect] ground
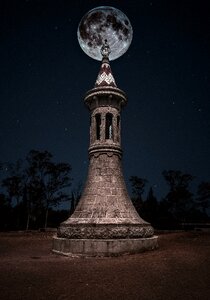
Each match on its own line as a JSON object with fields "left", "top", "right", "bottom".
{"left": 0, "top": 231, "right": 209, "bottom": 300}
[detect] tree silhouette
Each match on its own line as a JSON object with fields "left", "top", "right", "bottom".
{"left": 24, "top": 150, "right": 52, "bottom": 229}
{"left": 0, "top": 150, "right": 73, "bottom": 230}
{"left": 43, "top": 162, "right": 72, "bottom": 228}
{"left": 25, "top": 150, "right": 72, "bottom": 229}
{"left": 196, "top": 181, "right": 210, "bottom": 215}
{"left": 0, "top": 193, "right": 11, "bottom": 230}
{"left": 129, "top": 176, "right": 148, "bottom": 215}
{"left": 162, "top": 170, "right": 195, "bottom": 222}
{"left": 2, "top": 176, "right": 23, "bottom": 206}
{"left": 1, "top": 160, "right": 24, "bottom": 228}
{"left": 143, "top": 187, "right": 159, "bottom": 225}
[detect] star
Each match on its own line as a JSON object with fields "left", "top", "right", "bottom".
{"left": 16, "top": 120, "right": 22, "bottom": 128}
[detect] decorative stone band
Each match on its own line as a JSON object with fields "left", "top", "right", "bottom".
{"left": 84, "top": 86, "right": 127, "bottom": 110}
{"left": 88, "top": 145, "right": 122, "bottom": 158}
{"left": 58, "top": 223, "right": 154, "bottom": 239}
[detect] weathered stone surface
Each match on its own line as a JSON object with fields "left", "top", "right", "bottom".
{"left": 52, "top": 236, "right": 158, "bottom": 257}
{"left": 60, "top": 152, "right": 148, "bottom": 230}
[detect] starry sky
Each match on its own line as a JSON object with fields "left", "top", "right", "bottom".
{"left": 1, "top": 0, "right": 210, "bottom": 200}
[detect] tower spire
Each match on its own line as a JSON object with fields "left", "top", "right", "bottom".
{"left": 95, "top": 40, "right": 117, "bottom": 88}
{"left": 101, "top": 39, "right": 111, "bottom": 58}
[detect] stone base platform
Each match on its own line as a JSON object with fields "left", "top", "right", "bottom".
{"left": 52, "top": 236, "right": 158, "bottom": 257}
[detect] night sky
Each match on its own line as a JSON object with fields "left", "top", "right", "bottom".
{"left": 1, "top": 0, "right": 210, "bottom": 201}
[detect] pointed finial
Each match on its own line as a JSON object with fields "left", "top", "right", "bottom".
{"left": 95, "top": 39, "right": 116, "bottom": 87}
{"left": 101, "top": 39, "right": 111, "bottom": 59}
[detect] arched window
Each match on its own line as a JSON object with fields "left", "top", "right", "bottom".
{"left": 95, "top": 114, "right": 101, "bottom": 140}
{"left": 105, "top": 113, "right": 113, "bottom": 139}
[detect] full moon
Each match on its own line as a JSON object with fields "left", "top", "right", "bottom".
{"left": 77, "top": 6, "right": 133, "bottom": 61}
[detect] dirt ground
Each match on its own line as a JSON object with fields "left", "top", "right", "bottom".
{"left": 0, "top": 231, "right": 210, "bottom": 300}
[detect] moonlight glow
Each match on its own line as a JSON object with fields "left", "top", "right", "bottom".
{"left": 77, "top": 6, "right": 133, "bottom": 61}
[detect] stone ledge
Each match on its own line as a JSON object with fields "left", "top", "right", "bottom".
{"left": 52, "top": 236, "right": 158, "bottom": 257}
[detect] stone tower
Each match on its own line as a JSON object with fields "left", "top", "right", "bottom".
{"left": 52, "top": 42, "right": 158, "bottom": 256}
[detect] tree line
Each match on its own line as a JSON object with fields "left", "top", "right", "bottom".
{"left": 0, "top": 150, "right": 73, "bottom": 230}
{"left": 0, "top": 150, "right": 210, "bottom": 230}
{"left": 129, "top": 171, "right": 210, "bottom": 229}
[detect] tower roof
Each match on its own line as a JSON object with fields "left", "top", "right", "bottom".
{"left": 95, "top": 40, "right": 117, "bottom": 88}
{"left": 95, "top": 57, "right": 117, "bottom": 87}
{"left": 84, "top": 40, "right": 127, "bottom": 109}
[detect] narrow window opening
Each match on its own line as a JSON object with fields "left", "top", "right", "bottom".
{"left": 95, "top": 114, "right": 101, "bottom": 140}
{"left": 106, "top": 113, "right": 113, "bottom": 139}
